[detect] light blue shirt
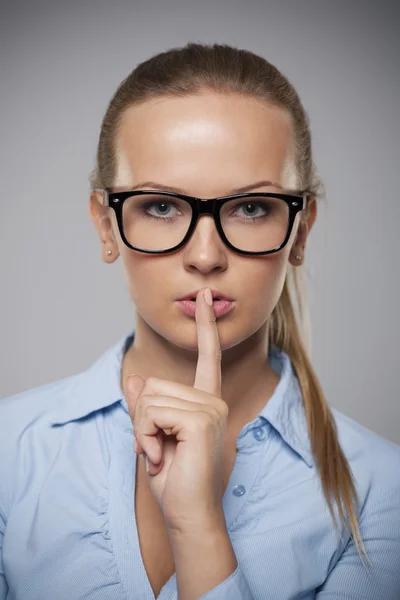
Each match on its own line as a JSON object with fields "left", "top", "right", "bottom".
{"left": 1, "top": 331, "right": 400, "bottom": 599}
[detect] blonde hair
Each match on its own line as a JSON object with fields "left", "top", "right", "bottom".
{"left": 90, "top": 42, "right": 371, "bottom": 566}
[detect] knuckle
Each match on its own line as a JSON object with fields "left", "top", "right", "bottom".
{"left": 138, "top": 393, "right": 152, "bottom": 407}
{"left": 200, "top": 411, "right": 216, "bottom": 429}
{"left": 207, "top": 405, "right": 220, "bottom": 420}
{"left": 218, "top": 400, "right": 229, "bottom": 417}
{"left": 143, "top": 403, "right": 156, "bottom": 418}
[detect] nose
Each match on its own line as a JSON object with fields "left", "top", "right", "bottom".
{"left": 181, "top": 213, "right": 228, "bottom": 273}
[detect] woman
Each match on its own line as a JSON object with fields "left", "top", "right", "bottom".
{"left": 1, "top": 42, "right": 399, "bottom": 600}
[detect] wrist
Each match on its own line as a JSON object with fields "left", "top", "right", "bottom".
{"left": 167, "top": 508, "right": 228, "bottom": 541}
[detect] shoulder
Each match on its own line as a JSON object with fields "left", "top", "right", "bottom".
{"left": 330, "top": 406, "right": 400, "bottom": 473}
{"left": 0, "top": 373, "right": 81, "bottom": 436}
{"left": 330, "top": 406, "right": 400, "bottom": 522}
{"left": 0, "top": 373, "right": 82, "bottom": 511}
{"left": 0, "top": 332, "right": 129, "bottom": 517}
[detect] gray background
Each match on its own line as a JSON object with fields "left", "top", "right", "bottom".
{"left": 1, "top": 0, "right": 399, "bottom": 444}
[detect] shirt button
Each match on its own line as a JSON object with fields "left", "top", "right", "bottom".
{"left": 253, "top": 425, "right": 267, "bottom": 441}
{"left": 232, "top": 484, "right": 246, "bottom": 497}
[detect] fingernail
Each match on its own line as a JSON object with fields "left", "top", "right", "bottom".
{"left": 204, "top": 288, "right": 213, "bottom": 306}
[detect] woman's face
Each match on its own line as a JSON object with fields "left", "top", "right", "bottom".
{"left": 91, "top": 91, "right": 315, "bottom": 352}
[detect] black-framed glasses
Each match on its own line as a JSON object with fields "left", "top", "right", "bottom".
{"left": 95, "top": 188, "right": 308, "bottom": 256}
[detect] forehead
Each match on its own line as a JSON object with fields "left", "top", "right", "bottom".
{"left": 115, "top": 92, "right": 296, "bottom": 190}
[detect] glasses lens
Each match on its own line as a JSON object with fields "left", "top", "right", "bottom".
{"left": 122, "top": 193, "right": 290, "bottom": 252}
{"left": 122, "top": 194, "right": 192, "bottom": 251}
{"left": 220, "top": 195, "right": 289, "bottom": 252}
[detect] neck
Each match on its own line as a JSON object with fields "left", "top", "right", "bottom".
{"left": 121, "top": 314, "right": 280, "bottom": 432}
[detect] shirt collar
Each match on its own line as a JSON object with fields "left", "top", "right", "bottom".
{"left": 49, "top": 331, "right": 314, "bottom": 468}
{"left": 49, "top": 332, "right": 132, "bottom": 428}
{"left": 245, "top": 347, "right": 314, "bottom": 467}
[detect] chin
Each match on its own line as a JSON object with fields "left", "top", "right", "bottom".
{"left": 138, "top": 301, "right": 262, "bottom": 352}
{"left": 165, "top": 316, "right": 250, "bottom": 353}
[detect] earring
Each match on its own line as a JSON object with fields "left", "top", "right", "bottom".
{"left": 295, "top": 255, "right": 302, "bottom": 260}
{"left": 107, "top": 250, "right": 112, "bottom": 256}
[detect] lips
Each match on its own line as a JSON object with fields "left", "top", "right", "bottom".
{"left": 177, "top": 298, "right": 235, "bottom": 318}
{"left": 177, "top": 289, "right": 235, "bottom": 302}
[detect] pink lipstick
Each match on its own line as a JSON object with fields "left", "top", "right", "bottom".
{"left": 177, "top": 298, "right": 235, "bottom": 318}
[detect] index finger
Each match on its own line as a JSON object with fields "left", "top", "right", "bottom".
{"left": 193, "top": 288, "right": 222, "bottom": 398}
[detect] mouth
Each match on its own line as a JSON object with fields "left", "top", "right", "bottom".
{"left": 176, "top": 297, "right": 235, "bottom": 318}
{"left": 177, "top": 289, "right": 235, "bottom": 302}
{"left": 190, "top": 297, "right": 220, "bottom": 301}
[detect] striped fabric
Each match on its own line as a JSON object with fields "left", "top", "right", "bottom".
{"left": 0, "top": 331, "right": 399, "bottom": 599}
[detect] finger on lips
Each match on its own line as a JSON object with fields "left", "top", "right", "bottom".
{"left": 194, "top": 288, "right": 222, "bottom": 399}
{"left": 129, "top": 287, "right": 224, "bottom": 470}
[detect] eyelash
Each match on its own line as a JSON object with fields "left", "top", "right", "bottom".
{"left": 138, "top": 200, "right": 270, "bottom": 222}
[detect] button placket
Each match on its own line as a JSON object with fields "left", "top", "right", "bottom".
{"left": 223, "top": 421, "right": 271, "bottom": 531}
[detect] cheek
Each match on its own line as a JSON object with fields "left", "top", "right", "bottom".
{"left": 241, "top": 254, "right": 288, "bottom": 313}
{"left": 243, "top": 251, "right": 288, "bottom": 291}
{"left": 120, "top": 251, "right": 171, "bottom": 306}
{"left": 112, "top": 215, "right": 173, "bottom": 299}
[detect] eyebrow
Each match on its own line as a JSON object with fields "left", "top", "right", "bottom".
{"left": 128, "top": 180, "right": 284, "bottom": 195}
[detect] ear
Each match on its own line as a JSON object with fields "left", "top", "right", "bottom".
{"left": 88, "top": 191, "right": 119, "bottom": 262}
{"left": 289, "top": 196, "right": 317, "bottom": 267}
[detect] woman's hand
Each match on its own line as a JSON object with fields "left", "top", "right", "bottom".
{"left": 126, "top": 287, "right": 229, "bottom": 535}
